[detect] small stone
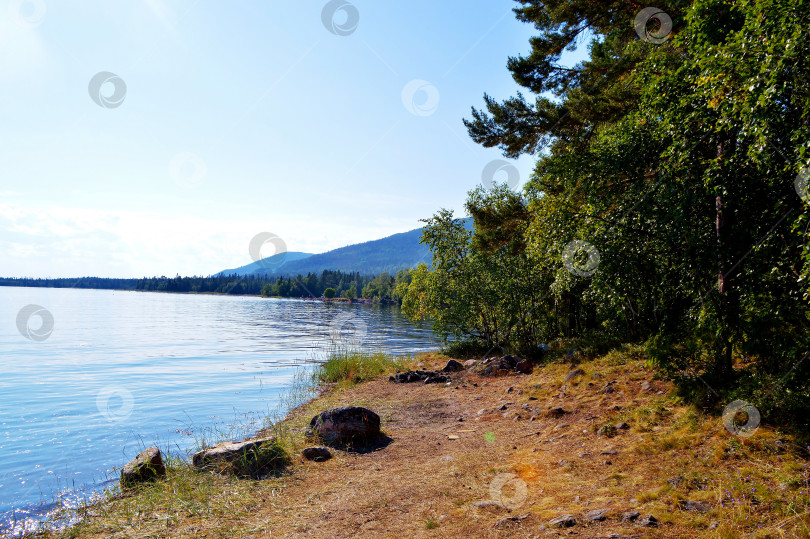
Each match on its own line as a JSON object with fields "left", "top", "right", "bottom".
{"left": 472, "top": 500, "right": 502, "bottom": 509}
{"left": 302, "top": 446, "right": 332, "bottom": 462}
{"left": 584, "top": 509, "right": 609, "bottom": 522}
{"left": 506, "top": 386, "right": 514, "bottom": 393}
{"left": 120, "top": 446, "right": 165, "bottom": 488}
{"left": 592, "top": 373, "right": 603, "bottom": 380}
{"left": 604, "top": 460, "right": 612, "bottom": 465}
{"left": 527, "top": 396, "right": 538, "bottom": 400}
{"left": 680, "top": 500, "right": 711, "bottom": 513}
{"left": 668, "top": 475, "right": 685, "bottom": 488}
{"left": 621, "top": 511, "right": 640, "bottom": 522}
{"left": 192, "top": 438, "right": 286, "bottom": 477}
{"left": 600, "top": 449, "right": 618, "bottom": 455}
{"left": 564, "top": 368, "right": 585, "bottom": 384}
{"left": 641, "top": 381, "right": 652, "bottom": 392}
{"left": 708, "top": 521, "right": 719, "bottom": 530}
{"left": 499, "top": 404, "right": 509, "bottom": 411}
{"left": 457, "top": 417, "right": 464, "bottom": 422}
{"left": 546, "top": 407, "right": 567, "bottom": 418}
{"left": 636, "top": 515, "right": 658, "bottom": 527}
{"left": 616, "top": 422, "right": 630, "bottom": 430}
{"left": 549, "top": 514, "right": 576, "bottom": 528}
{"left": 463, "top": 359, "right": 478, "bottom": 368}
{"left": 440, "top": 456, "right": 454, "bottom": 461}
{"left": 493, "top": 514, "right": 530, "bottom": 527}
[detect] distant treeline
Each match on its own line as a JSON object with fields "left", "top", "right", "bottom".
{"left": 0, "top": 269, "right": 413, "bottom": 302}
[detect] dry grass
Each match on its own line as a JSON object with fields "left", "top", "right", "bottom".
{"left": 42, "top": 350, "right": 810, "bottom": 538}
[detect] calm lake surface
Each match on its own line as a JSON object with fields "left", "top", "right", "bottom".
{"left": 0, "top": 286, "right": 439, "bottom": 536}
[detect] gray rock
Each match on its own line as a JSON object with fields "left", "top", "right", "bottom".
{"left": 564, "top": 368, "right": 585, "bottom": 383}
{"left": 585, "top": 508, "right": 609, "bottom": 522}
{"left": 302, "top": 446, "right": 332, "bottom": 462}
{"left": 641, "top": 381, "right": 652, "bottom": 391}
{"left": 549, "top": 514, "right": 576, "bottom": 528}
{"left": 616, "top": 422, "right": 630, "bottom": 430}
{"left": 493, "top": 514, "right": 529, "bottom": 527}
{"left": 709, "top": 521, "right": 719, "bottom": 529}
{"left": 598, "top": 425, "right": 618, "bottom": 437}
{"left": 515, "top": 357, "right": 534, "bottom": 374}
{"left": 307, "top": 406, "right": 381, "bottom": 447}
{"left": 192, "top": 437, "right": 286, "bottom": 477}
{"left": 621, "top": 511, "right": 640, "bottom": 522}
{"left": 472, "top": 500, "right": 502, "bottom": 509}
{"left": 442, "top": 359, "right": 464, "bottom": 373}
{"left": 546, "top": 407, "right": 568, "bottom": 418}
{"left": 636, "top": 514, "right": 658, "bottom": 527}
{"left": 120, "top": 446, "right": 165, "bottom": 488}
{"left": 668, "top": 475, "right": 685, "bottom": 488}
{"left": 680, "top": 500, "right": 711, "bottom": 513}
{"left": 463, "top": 359, "right": 478, "bottom": 368}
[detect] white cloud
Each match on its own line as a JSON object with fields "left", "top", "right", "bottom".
{"left": 0, "top": 203, "right": 423, "bottom": 278}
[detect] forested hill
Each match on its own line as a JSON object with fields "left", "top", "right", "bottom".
{"left": 256, "top": 228, "right": 429, "bottom": 277}
{"left": 217, "top": 223, "right": 473, "bottom": 278}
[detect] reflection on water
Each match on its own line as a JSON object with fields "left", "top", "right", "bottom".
{"left": 0, "top": 287, "right": 438, "bottom": 535}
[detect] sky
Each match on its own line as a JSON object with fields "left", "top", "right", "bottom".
{"left": 1, "top": 0, "right": 587, "bottom": 278}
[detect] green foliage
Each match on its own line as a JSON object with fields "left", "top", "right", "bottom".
{"left": 323, "top": 287, "right": 336, "bottom": 299}
{"left": 403, "top": 0, "right": 810, "bottom": 422}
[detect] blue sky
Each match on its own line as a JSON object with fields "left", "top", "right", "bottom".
{"left": 1, "top": 0, "right": 587, "bottom": 278}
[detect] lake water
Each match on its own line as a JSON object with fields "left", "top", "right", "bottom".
{"left": 0, "top": 286, "right": 439, "bottom": 536}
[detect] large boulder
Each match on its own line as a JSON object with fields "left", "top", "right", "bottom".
{"left": 120, "top": 446, "right": 166, "bottom": 488}
{"left": 442, "top": 359, "right": 464, "bottom": 373}
{"left": 307, "top": 406, "right": 381, "bottom": 447}
{"left": 191, "top": 437, "right": 287, "bottom": 478}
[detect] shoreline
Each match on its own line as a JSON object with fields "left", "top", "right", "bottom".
{"left": 0, "top": 284, "right": 400, "bottom": 305}
{"left": 39, "top": 348, "right": 810, "bottom": 538}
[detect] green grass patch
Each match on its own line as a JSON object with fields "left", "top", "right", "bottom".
{"left": 313, "top": 349, "right": 415, "bottom": 386}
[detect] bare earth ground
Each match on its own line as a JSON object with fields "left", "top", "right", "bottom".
{"left": 64, "top": 352, "right": 810, "bottom": 539}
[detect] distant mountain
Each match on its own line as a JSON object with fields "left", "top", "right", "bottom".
{"left": 217, "top": 219, "right": 473, "bottom": 278}
{"left": 215, "top": 252, "right": 313, "bottom": 277}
